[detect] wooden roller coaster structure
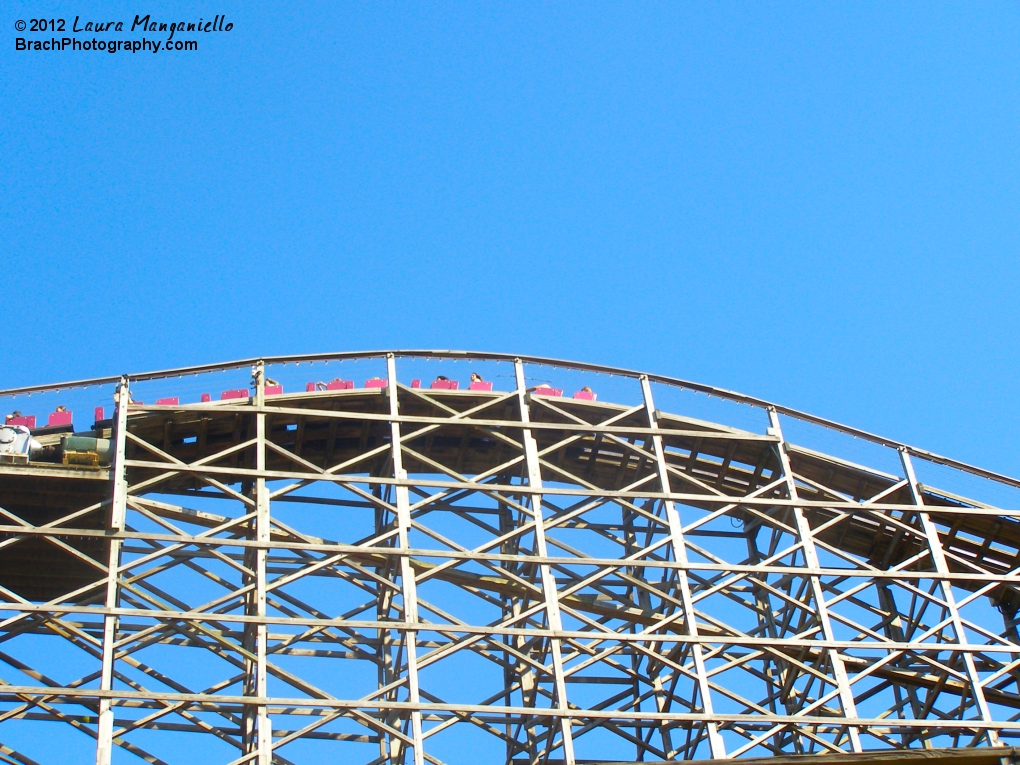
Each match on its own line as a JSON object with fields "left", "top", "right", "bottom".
{"left": 0, "top": 350, "right": 1019, "bottom": 765}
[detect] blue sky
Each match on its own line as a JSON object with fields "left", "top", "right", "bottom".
{"left": 2, "top": 2, "right": 1019, "bottom": 477}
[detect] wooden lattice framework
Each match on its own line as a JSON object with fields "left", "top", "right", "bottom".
{"left": 0, "top": 351, "right": 1019, "bottom": 765}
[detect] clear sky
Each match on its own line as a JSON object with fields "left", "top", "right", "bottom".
{"left": 2, "top": 2, "right": 1018, "bottom": 478}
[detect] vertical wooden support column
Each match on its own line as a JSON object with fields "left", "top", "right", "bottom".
{"left": 514, "top": 360, "right": 576, "bottom": 765}
{"left": 253, "top": 362, "right": 272, "bottom": 765}
{"left": 96, "top": 378, "right": 130, "bottom": 765}
{"left": 374, "top": 490, "right": 398, "bottom": 764}
{"left": 899, "top": 448, "right": 1000, "bottom": 747}
{"left": 640, "top": 377, "right": 725, "bottom": 758}
{"left": 385, "top": 355, "right": 426, "bottom": 765}
{"left": 768, "top": 408, "right": 863, "bottom": 752}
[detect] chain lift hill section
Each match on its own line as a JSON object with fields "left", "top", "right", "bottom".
{"left": 1, "top": 350, "right": 1020, "bottom": 765}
